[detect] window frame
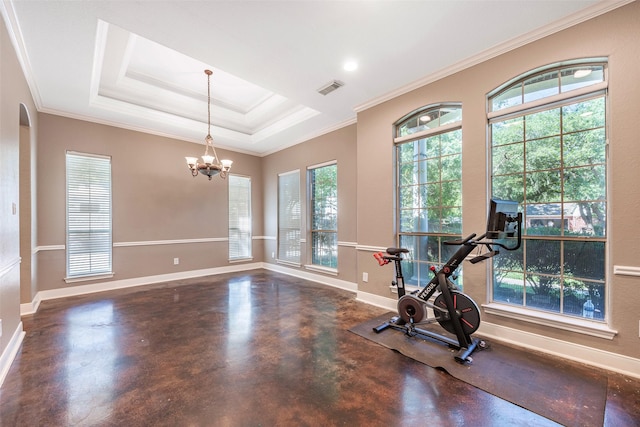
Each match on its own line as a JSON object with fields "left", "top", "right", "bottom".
{"left": 228, "top": 174, "right": 252, "bottom": 261}
{"left": 277, "top": 170, "right": 301, "bottom": 266}
{"left": 394, "top": 104, "right": 463, "bottom": 289}
{"left": 486, "top": 60, "right": 611, "bottom": 328}
{"left": 65, "top": 151, "right": 113, "bottom": 282}
{"left": 307, "top": 161, "right": 338, "bottom": 272}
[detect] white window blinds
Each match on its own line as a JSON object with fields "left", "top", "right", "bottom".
{"left": 278, "top": 170, "right": 301, "bottom": 264}
{"left": 229, "top": 175, "right": 252, "bottom": 259}
{"left": 66, "top": 151, "right": 112, "bottom": 278}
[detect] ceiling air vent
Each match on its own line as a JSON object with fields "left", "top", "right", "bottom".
{"left": 317, "top": 80, "right": 344, "bottom": 96}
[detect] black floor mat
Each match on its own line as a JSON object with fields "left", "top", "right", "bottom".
{"left": 350, "top": 313, "right": 608, "bottom": 427}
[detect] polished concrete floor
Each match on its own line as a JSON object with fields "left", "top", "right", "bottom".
{"left": 1, "top": 270, "right": 638, "bottom": 426}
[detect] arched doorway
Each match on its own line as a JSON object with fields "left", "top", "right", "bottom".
{"left": 18, "top": 103, "right": 36, "bottom": 309}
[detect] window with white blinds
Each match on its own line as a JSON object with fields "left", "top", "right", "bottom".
{"left": 66, "top": 151, "right": 112, "bottom": 278}
{"left": 277, "top": 170, "right": 301, "bottom": 264}
{"left": 228, "top": 175, "right": 252, "bottom": 259}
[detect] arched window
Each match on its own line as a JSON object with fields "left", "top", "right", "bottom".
{"left": 488, "top": 60, "right": 608, "bottom": 321}
{"left": 394, "top": 104, "right": 463, "bottom": 288}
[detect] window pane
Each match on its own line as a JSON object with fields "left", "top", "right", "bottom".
{"left": 563, "top": 280, "right": 604, "bottom": 320}
{"left": 524, "top": 71, "right": 559, "bottom": 103}
{"left": 563, "top": 129, "right": 606, "bottom": 167}
{"left": 526, "top": 277, "right": 560, "bottom": 313}
{"left": 311, "top": 231, "right": 337, "bottom": 268}
{"left": 525, "top": 203, "right": 563, "bottom": 235}
{"left": 526, "top": 239, "right": 561, "bottom": 275}
{"left": 494, "top": 272, "right": 525, "bottom": 305}
{"left": 526, "top": 170, "right": 561, "bottom": 203}
{"left": 564, "top": 165, "right": 605, "bottom": 202}
{"left": 492, "top": 84, "right": 522, "bottom": 112}
{"left": 441, "top": 154, "right": 461, "bottom": 181}
{"left": 560, "top": 66, "right": 604, "bottom": 93}
{"left": 493, "top": 143, "right": 524, "bottom": 175}
{"left": 562, "top": 97, "right": 605, "bottom": 133}
{"left": 492, "top": 118, "right": 524, "bottom": 145}
{"left": 564, "top": 240, "right": 605, "bottom": 280}
{"left": 525, "top": 108, "right": 560, "bottom": 140}
{"left": 491, "top": 174, "right": 524, "bottom": 202}
{"left": 526, "top": 136, "right": 561, "bottom": 171}
{"left": 397, "top": 106, "right": 462, "bottom": 137}
{"left": 441, "top": 129, "right": 462, "bottom": 154}
{"left": 424, "top": 135, "right": 439, "bottom": 158}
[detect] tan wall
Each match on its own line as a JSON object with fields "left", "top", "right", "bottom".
{"left": 36, "top": 114, "right": 264, "bottom": 291}
{"left": 261, "top": 124, "right": 358, "bottom": 284}
{"left": 0, "top": 16, "right": 38, "bottom": 357}
{"left": 356, "top": 2, "right": 640, "bottom": 359}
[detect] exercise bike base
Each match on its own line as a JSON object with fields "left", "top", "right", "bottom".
{"left": 373, "top": 319, "right": 483, "bottom": 364}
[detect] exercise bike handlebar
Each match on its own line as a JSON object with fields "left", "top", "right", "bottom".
{"left": 443, "top": 233, "right": 477, "bottom": 246}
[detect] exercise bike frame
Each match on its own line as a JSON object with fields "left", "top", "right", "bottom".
{"left": 373, "top": 213, "right": 522, "bottom": 364}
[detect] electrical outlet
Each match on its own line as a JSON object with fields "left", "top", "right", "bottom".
{"left": 362, "top": 272, "right": 368, "bottom": 282}
{"left": 271, "top": 252, "right": 275, "bottom": 259}
{"left": 173, "top": 258, "right": 179, "bottom": 265}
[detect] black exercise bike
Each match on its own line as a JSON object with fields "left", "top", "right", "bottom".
{"left": 373, "top": 199, "right": 522, "bottom": 364}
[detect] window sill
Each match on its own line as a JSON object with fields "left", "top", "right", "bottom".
{"left": 229, "top": 257, "right": 253, "bottom": 263}
{"left": 482, "top": 302, "right": 618, "bottom": 340}
{"left": 276, "top": 259, "right": 301, "bottom": 268}
{"left": 64, "top": 272, "right": 114, "bottom": 284}
{"left": 304, "top": 264, "right": 338, "bottom": 276}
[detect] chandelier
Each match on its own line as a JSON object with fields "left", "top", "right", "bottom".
{"left": 185, "top": 69, "right": 233, "bottom": 180}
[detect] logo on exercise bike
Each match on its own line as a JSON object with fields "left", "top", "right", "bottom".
{"left": 417, "top": 279, "right": 438, "bottom": 300}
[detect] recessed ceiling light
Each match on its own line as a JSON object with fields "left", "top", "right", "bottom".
{"left": 343, "top": 60, "right": 358, "bottom": 72}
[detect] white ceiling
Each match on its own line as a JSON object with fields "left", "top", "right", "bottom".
{"left": 1, "top": 0, "right": 631, "bottom": 156}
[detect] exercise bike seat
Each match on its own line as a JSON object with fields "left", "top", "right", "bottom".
{"left": 386, "top": 247, "right": 409, "bottom": 256}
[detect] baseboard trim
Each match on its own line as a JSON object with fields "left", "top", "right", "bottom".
{"left": 23, "top": 263, "right": 264, "bottom": 310}
{"left": 355, "top": 290, "right": 396, "bottom": 311}
{"left": 262, "top": 262, "right": 357, "bottom": 293}
{"left": 478, "top": 322, "right": 640, "bottom": 380}
{"left": 0, "top": 322, "right": 25, "bottom": 388}
{"left": 22, "top": 262, "right": 359, "bottom": 316}
{"left": 20, "top": 293, "right": 41, "bottom": 316}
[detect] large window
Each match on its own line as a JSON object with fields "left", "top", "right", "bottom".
{"left": 277, "top": 170, "right": 301, "bottom": 264}
{"left": 66, "top": 151, "right": 112, "bottom": 279}
{"left": 229, "top": 175, "right": 252, "bottom": 260}
{"left": 488, "top": 61, "right": 608, "bottom": 321}
{"left": 395, "top": 104, "right": 462, "bottom": 287}
{"left": 308, "top": 162, "right": 337, "bottom": 269}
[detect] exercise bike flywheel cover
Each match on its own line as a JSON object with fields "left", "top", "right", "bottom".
{"left": 397, "top": 295, "right": 428, "bottom": 323}
{"left": 433, "top": 291, "right": 481, "bottom": 335}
